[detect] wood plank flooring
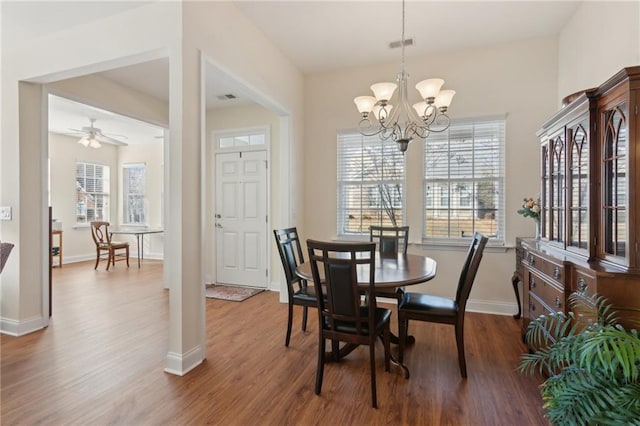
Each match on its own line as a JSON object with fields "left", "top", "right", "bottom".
{"left": 1, "top": 261, "right": 548, "bottom": 425}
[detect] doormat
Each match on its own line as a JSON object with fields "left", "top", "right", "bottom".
{"left": 205, "top": 284, "right": 264, "bottom": 302}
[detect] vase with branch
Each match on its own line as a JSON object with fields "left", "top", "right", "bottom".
{"left": 518, "top": 197, "right": 541, "bottom": 240}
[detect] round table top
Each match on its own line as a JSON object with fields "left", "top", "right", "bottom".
{"left": 296, "top": 253, "right": 437, "bottom": 289}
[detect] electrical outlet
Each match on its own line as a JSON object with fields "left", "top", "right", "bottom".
{"left": 0, "top": 206, "right": 12, "bottom": 221}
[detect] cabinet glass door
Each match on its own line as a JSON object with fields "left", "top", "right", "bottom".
{"left": 568, "top": 121, "right": 589, "bottom": 250}
{"left": 541, "top": 142, "right": 549, "bottom": 239}
{"left": 602, "top": 102, "right": 628, "bottom": 260}
{"left": 550, "top": 133, "right": 565, "bottom": 244}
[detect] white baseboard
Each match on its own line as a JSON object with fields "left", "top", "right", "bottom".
{"left": 467, "top": 299, "right": 519, "bottom": 316}
{"left": 0, "top": 315, "right": 46, "bottom": 336}
{"left": 62, "top": 253, "right": 164, "bottom": 265}
{"left": 164, "top": 344, "right": 204, "bottom": 376}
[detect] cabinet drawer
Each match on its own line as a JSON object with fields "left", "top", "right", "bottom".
{"left": 528, "top": 293, "right": 554, "bottom": 318}
{"left": 572, "top": 268, "right": 596, "bottom": 296}
{"left": 528, "top": 271, "right": 564, "bottom": 312}
{"left": 523, "top": 250, "right": 565, "bottom": 284}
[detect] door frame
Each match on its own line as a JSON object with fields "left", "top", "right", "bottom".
{"left": 212, "top": 126, "right": 271, "bottom": 288}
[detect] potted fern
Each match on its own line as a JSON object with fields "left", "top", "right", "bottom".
{"left": 519, "top": 293, "right": 640, "bottom": 425}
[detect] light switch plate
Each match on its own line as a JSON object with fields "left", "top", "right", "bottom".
{"left": 0, "top": 206, "right": 12, "bottom": 221}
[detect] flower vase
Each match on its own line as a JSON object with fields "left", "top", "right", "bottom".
{"left": 535, "top": 220, "right": 542, "bottom": 241}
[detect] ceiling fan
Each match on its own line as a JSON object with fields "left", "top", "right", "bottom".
{"left": 68, "top": 118, "right": 128, "bottom": 149}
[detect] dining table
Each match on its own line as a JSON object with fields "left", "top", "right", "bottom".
{"left": 109, "top": 227, "right": 164, "bottom": 268}
{"left": 295, "top": 252, "right": 437, "bottom": 378}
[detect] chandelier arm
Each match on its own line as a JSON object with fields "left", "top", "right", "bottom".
{"left": 358, "top": 118, "right": 387, "bottom": 137}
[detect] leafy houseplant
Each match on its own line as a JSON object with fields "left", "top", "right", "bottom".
{"left": 519, "top": 293, "right": 640, "bottom": 425}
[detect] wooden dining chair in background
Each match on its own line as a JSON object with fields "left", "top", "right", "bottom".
{"left": 273, "top": 227, "right": 318, "bottom": 347}
{"left": 307, "top": 239, "right": 391, "bottom": 409}
{"left": 90, "top": 221, "right": 129, "bottom": 271}
{"left": 398, "top": 232, "right": 488, "bottom": 378}
{"left": 369, "top": 225, "right": 409, "bottom": 255}
{"left": 369, "top": 225, "right": 410, "bottom": 303}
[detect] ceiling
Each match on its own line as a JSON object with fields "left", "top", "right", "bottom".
{"left": 2, "top": 0, "right": 583, "bottom": 144}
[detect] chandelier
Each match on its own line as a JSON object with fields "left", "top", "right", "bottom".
{"left": 353, "top": 0, "right": 455, "bottom": 153}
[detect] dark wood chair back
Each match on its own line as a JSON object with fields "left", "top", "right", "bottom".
{"left": 455, "top": 233, "right": 489, "bottom": 315}
{"left": 273, "top": 227, "right": 306, "bottom": 297}
{"left": 90, "top": 221, "right": 112, "bottom": 247}
{"left": 307, "top": 239, "right": 377, "bottom": 336}
{"left": 369, "top": 225, "right": 409, "bottom": 255}
{"left": 307, "top": 239, "right": 391, "bottom": 408}
{"left": 274, "top": 227, "right": 318, "bottom": 346}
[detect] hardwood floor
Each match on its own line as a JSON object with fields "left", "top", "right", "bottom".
{"left": 1, "top": 261, "right": 548, "bottom": 425}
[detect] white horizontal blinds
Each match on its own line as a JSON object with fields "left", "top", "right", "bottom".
{"left": 76, "top": 162, "right": 110, "bottom": 224}
{"left": 338, "top": 132, "right": 405, "bottom": 235}
{"left": 123, "top": 164, "right": 146, "bottom": 225}
{"left": 424, "top": 118, "right": 505, "bottom": 241}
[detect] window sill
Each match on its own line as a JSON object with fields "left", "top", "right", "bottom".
{"left": 335, "top": 235, "right": 513, "bottom": 253}
{"left": 418, "top": 240, "right": 512, "bottom": 253}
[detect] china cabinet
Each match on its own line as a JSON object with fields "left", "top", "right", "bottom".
{"left": 521, "top": 67, "right": 640, "bottom": 337}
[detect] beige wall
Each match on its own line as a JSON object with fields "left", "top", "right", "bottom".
{"left": 205, "top": 103, "right": 281, "bottom": 286}
{"left": 558, "top": 1, "right": 640, "bottom": 104}
{"left": 303, "top": 37, "right": 558, "bottom": 313}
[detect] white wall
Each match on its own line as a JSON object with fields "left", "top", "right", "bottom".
{"left": 558, "top": 1, "right": 640, "bottom": 103}
{"left": 205, "top": 103, "right": 281, "bottom": 286}
{"left": 304, "top": 37, "right": 558, "bottom": 314}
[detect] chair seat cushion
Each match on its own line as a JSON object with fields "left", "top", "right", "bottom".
{"left": 292, "top": 286, "right": 317, "bottom": 303}
{"left": 399, "top": 292, "right": 458, "bottom": 317}
{"left": 327, "top": 307, "right": 391, "bottom": 334}
{"left": 110, "top": 241, "right": 129, "bottom": 248}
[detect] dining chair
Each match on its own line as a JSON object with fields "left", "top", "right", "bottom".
{"left": 369, "top": 225, "right": 409, "bottom": 255}
{"left": 273, "top": 227, "right": 318, "bottom": 347}
{"left": 90, "top": 221, "right": 129, "bottom": 271}
{"left": 306, "top": 239, "right": 391, "bottom": 409}
{"left": 369, "top": 225, "right": 410, "bottom": 302}
{"left": 398, "top": 232, "right": 488, "bottom": 378}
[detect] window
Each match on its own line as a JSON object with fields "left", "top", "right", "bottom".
{"left": 123, "top": 164, "right": 146, "bottom": 225}
{"left": 216, "top": 127, "right": 268, "bottom": 150}
{"left": 337, "top": 132, "right": 405, "bottom": 235}
{"left": 76, "top": 162, "right": 109, "bottom": 224}
{"left": 424, "top": 118, "right": 505, "bottom": 241}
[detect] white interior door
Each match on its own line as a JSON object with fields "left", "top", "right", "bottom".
{"left": 215, "top": 150, "right": 268, "bottom": 288}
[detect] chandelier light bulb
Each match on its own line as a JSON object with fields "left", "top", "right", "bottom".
{"left": 370, "top": 82, "right": 397, "bottom": 102}
{"left": 354, "top": 96, "right": 377, "bottom": 116}
{"left": 415, "top": 78, "right": 444, "bottom": 101}
{"left": 435, "top": 90, "right": 456, "bottom": 111}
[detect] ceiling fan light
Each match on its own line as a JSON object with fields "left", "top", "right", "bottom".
{"left": 88, "top": 138, "right": 101, "bottom": 149}
{"left": 78, "top": 136, "right": 90, "bottom": 147}
{"left": 415, "top": 78, "right": 444, "bottom": 101}
{"left": 370, "top": 82, "right": 397, "bottom": 102}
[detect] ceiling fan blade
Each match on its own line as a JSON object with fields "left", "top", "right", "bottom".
{"left": 103, "top": 132, "right": 128, "bottom": 140}
{"left": 94, "top": 133, "right": 128, "bottom": 146}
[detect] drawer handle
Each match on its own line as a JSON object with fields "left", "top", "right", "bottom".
{"left": 529, "top": 301, "right": 535, "bottom": 312}
{"left": 577, "top": 277, "right": 588, "bottom": 293}
{"left": 555, "top": 296, "right": 562, "bottom": 309}
{"left": 553, "top": 267, "right": 561, "bottom": 280}
{"left": 530, "top": 278, "right": 536, "bottom": 290}
{"left": 528, "top": 254, "right": 535, "bottom": 265}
